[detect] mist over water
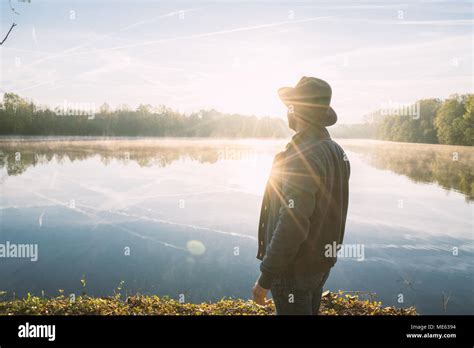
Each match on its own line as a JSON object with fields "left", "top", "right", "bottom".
{"left": 0, "top": 138, "right": 472, "bottom": 314}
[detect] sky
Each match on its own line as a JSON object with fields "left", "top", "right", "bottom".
{"left": 0, "top": 0, "right": 473, "bottom": 123}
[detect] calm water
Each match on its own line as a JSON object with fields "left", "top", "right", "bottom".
{"left": 0, "top": 138, "right": 472, "bottom": 314}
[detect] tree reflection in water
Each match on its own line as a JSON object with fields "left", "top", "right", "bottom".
{"left": 0, "top": 138, "right": 472, "bottom": 201}
{"left": 341, "top": 140, "right": 473, "bottom": 201}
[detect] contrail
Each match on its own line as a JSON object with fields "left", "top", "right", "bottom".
{"left": 17, "top": 8, "right": 200, "bottom": 70}
{"left": 120, "top": 9, "right": 199, "bottom": 31}
{"left": 17, "top": 188, "right": 189, "bottom": 251}
{"left": 38, "top": 210, "right": 45, "bottom": 227}
{"left": 113, "top": 224, "right": 188, "bottom": 251}
{"left": 16, "top": 184, "right": 257, "bottom": 241}
{"left": 89, "top": 206, "right": 257, "bottom": 241}
{"left": 101, "top": 16, "right": 335, "bottom": 51}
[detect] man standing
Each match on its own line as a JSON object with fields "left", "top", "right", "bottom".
{"left": 252, "top": 76, "right": 350, "bottom": 315}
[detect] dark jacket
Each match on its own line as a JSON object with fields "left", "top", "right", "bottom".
{"left": 257, "top": 126, "right": 350, "bottom": 289}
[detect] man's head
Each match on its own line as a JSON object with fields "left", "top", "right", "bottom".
{"left": 286, "top": 104, "right": 317, "bottom": 131}
{"left": 278, "top": 76, "right": 337, "bottom": 131}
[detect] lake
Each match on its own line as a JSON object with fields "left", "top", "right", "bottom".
{"left": 0, "top": 137, "right": 472, "bottom": 314}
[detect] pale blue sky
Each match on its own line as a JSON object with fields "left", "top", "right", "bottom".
{"left": 0, "top": 0, "right": 473, "bottom": 122}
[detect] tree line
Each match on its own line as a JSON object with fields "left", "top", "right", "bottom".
{"left": 369, "top": 94, "right": 473, "bottom": 146}
{"left": 0, "top": 93, "right": 472, "bottom": 145}
{"left": 0, "top": 93, "right": 290, "bottom": 138}
{"left": 329, "top": 94, "right": 473, "bottom": 145}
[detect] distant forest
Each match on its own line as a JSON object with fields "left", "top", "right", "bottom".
{"left": 0, "top": 93, "right": 472, "bottom": 145}
{"left": 331, "top": 94, "right": 473, "bottom": 146}
{"left": 0, "top": 93, "right": 290, "bottom": 138}
{"left": 369, "top": 94, "right": 473, "bottom": 146}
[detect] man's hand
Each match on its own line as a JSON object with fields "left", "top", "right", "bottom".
{"left": 252, "top": 280, "right": 270, "bottom": 306}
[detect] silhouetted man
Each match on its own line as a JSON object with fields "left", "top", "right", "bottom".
{"left": 252, "top": 76, "right": 350, "bottom": 315}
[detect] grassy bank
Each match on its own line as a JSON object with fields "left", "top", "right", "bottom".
{"left": 0, "top": 291, "right": 417, "bottom": 315}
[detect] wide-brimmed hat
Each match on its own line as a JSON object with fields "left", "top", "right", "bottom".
{"left": 278, "top": 76, "right": 337, "bottom": 127}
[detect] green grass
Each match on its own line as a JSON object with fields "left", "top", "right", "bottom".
{"left": 0, "top": 291, "right": 417, "bottom": 315}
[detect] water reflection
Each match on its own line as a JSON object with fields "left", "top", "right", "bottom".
{"left": 1, "top": 138, "right": 472, "bottom": 200}
{"left": 0, "top": 139, "right": 227, "bottom": 176}
{"left": 340, "top": 140, "right": 474, "bottom": 201}
{"left": 0, "top": 138, "right": 472, "bottom": 314}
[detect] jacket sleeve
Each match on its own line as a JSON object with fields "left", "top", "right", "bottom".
{"left": 258, "top": 147, "right": 320, "bottom": 289}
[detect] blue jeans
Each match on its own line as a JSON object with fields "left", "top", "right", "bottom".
{"left": 270, "top": 270, "right": 331, "bottom": 315}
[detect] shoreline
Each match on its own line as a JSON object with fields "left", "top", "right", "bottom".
{"left": 0, "top": 291, "right": 417, "bottom": 316}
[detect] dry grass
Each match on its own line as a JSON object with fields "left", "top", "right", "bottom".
{"left": 0, "top": 291, "right": 417, "bottom": 316}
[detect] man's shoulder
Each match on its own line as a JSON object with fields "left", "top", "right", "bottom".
{"left": 282, "top": 138, "right": 326, "bottom": 172}
{"left": 287, "top": 131, "right": 333, "bottom": 157}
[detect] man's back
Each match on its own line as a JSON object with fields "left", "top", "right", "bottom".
{"left": 257, "top": 126, "right": 350, "bottom": 288}
{"left": 293, "top": 133, "right": 350, "bottom": 273}
{"left": 252, "top": 76, "right": 350, "bottom": 315}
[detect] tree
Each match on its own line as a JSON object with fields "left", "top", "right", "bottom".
{"left": 434, "top": 95, "right": 467, "bottom": 145}
{"left": 417, "top": 99, "right": 441, "bottom": 144}
{"left": 462, "top": 95, "right": 474, "bottom": 145}
{"left": 99, "top": 103, "right": 111, "bottom": 115}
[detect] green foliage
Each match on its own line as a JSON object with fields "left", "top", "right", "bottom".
{"left": 0, "top": 291, "right": 416, "bottom": 316}
{"left": 372, "top": 98, "right": 441, "bottom": 143}
{"left": 2, "top": 92, "right": 471, "bottom": 145}
{"left": 463, "top": 95, "right": 474, "bottom": 145}
{"left": 434, "top": 95, "right": 468, "bottom": 145}
{"left": 372, "top": 95, "right": 473, "bottom": 146}
{"left": 80, "top": 275, "right": 87, "bottom": 295}
{"left": 0, "top": 94, "right": 290, "bottom": 138}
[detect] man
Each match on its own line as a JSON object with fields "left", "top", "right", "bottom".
{"left": 252, "top": 76, "right": 350, "bottom": 315}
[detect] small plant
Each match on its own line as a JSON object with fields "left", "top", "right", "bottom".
{"left": 442, "top": 292, "right": 451, "bottom": 313}
{"left": 80, "top": 275, "right": 87, "bottom": 296}
{"left": 113, "top": 281, "right": 126, "bottom": 299}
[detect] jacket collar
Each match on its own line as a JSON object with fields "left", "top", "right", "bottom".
{"left": 291, "top": 126, "right": 330, "bottom": 145}
{"left": 275, "top": 126, "right": 330, "bottom": 162}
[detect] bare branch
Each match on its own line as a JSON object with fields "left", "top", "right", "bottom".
{"left": 0, "top": 23, "right": 17, "bottom": 46}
